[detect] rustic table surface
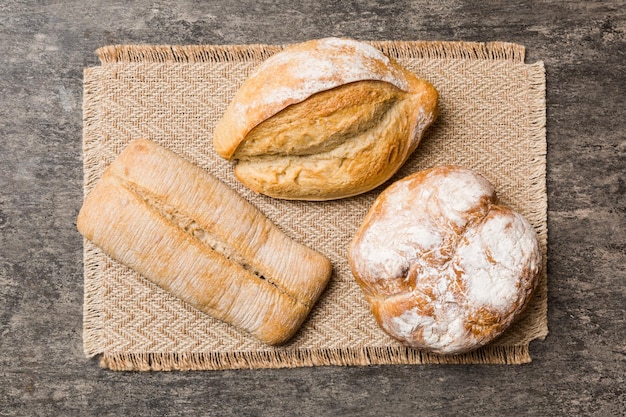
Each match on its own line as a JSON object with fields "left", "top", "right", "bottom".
{"left": 1, "top": 1, "right": 624, "bottom": 416}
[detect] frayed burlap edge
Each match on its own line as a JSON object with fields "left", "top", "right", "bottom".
{"left": 524, "top": 60, "right": 549, "bottom": 344}
{"left": 82, "top": 68, "right": 105, "bottom": 357}
{"left": 100, "top": 345, "right": 534, "bottom": 371}
{"left": 95, "top": 40, "right": 525, "bottom": 64}
{"left": 83, "top": 41, "right": 547, "bottom": 369}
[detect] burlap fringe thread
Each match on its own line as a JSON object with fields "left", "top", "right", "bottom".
{"left": 101, "top": 345, "right": 533, "bottom": 371}
{"left": 82, "top": 73, "right": 105, "bottom": 359}
{"left": 95, "top": 40, "right": 526, "bottom": 64}
{"left": 84, "top": 40, "right": 547, "bottom": 370}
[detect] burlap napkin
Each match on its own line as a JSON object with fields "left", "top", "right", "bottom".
{"left": 82, "top": 40, "right": 547, "bottom": 370}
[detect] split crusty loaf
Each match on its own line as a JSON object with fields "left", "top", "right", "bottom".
{"left": 349, "top": 166, "right": 542, "bottom": 354}
{"left": 213, "top": 37, "right": 438, "bottom": 200}
{"left": 77, "top": 139, "right": 332, "bottom": 345}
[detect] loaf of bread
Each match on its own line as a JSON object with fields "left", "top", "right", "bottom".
{"left": 77, "top": 139, "right": 332, "bottom": 345}
{"left": 349, "top": 166, "right": 542, "bottom": 354}
{"left": 213, "top": 37, "right": 438, "bottom": 200}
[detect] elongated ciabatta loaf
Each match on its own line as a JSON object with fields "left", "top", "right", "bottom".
{"left": 349, "top": 166, "right": 542, "bottom": 354}
{"left": 77, "top": 139, "right": 332, "bottom": 345}
{"left": 213, "top": 37, "right": 438, "bottom": 200}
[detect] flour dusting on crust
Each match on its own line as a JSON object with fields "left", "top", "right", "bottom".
{"left": 214, "top": 37, "right": 420, "bottom": 159}
{"left": 238, "top": 38, "right": 411, "bottom": 120}
{"left": 350, "top": 166, "right": 542, "bottom": 354}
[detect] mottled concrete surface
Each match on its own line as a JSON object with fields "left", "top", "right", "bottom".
{"left": 0, "top": 1, "right": 624, "bottom": 416}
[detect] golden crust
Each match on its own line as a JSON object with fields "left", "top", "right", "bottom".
{"left": 77, "top": 139, "right": 332, "bottom": 345}
{"left": 349, "top": 166, "right": 542, "bottom": 354}
{"left": 213, "top": 37, "right": 438, "bottom": 200}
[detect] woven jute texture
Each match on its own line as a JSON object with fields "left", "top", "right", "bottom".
{"left": 82, "top": 40, "right": 547, "bottom": 370}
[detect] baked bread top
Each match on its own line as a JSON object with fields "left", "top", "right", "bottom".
{"left": 213, "top": 37, "right": 438, "bottom": 200}
{"left": 77, "top": 139, "right": 332, "bottom": 345}
{"left": 349, "top": 166, "right": 542, "bottom": 354}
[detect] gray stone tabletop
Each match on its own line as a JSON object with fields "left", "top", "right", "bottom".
{"left": 1, "top": 1, "right": 624, "bottom": 416}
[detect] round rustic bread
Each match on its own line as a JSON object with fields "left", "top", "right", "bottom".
{"left": 349, "top": 166, "right": 542, "bottom": 354}
{"left": 213, "top": 37, "right": 438, "bottom": 200}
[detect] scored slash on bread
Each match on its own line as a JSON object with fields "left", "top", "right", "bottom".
{"left": 213, "top": 37, "right": 439, "bottom": 201}
{"left": 77, "top": 139, "right": 332, "bottom": 345}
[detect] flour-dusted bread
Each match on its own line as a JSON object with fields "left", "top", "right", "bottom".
{"left": 349, "top": 166, "right": 542, "bottom": 354}
{"left": 77, "top": 139, "right": 332, "bottom": 345}
{"left": 213, "top": 37, "right": 438, "bottom": 200}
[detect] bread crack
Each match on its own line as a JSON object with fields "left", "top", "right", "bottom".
{"left": 121, "top": 179, "right": 308, "bottom": 308}
{"left": 236, "top": 97, "right": 402, "bottom": 163}
{"left": 234, "top": 80, "right": 402, "bottom": 160}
